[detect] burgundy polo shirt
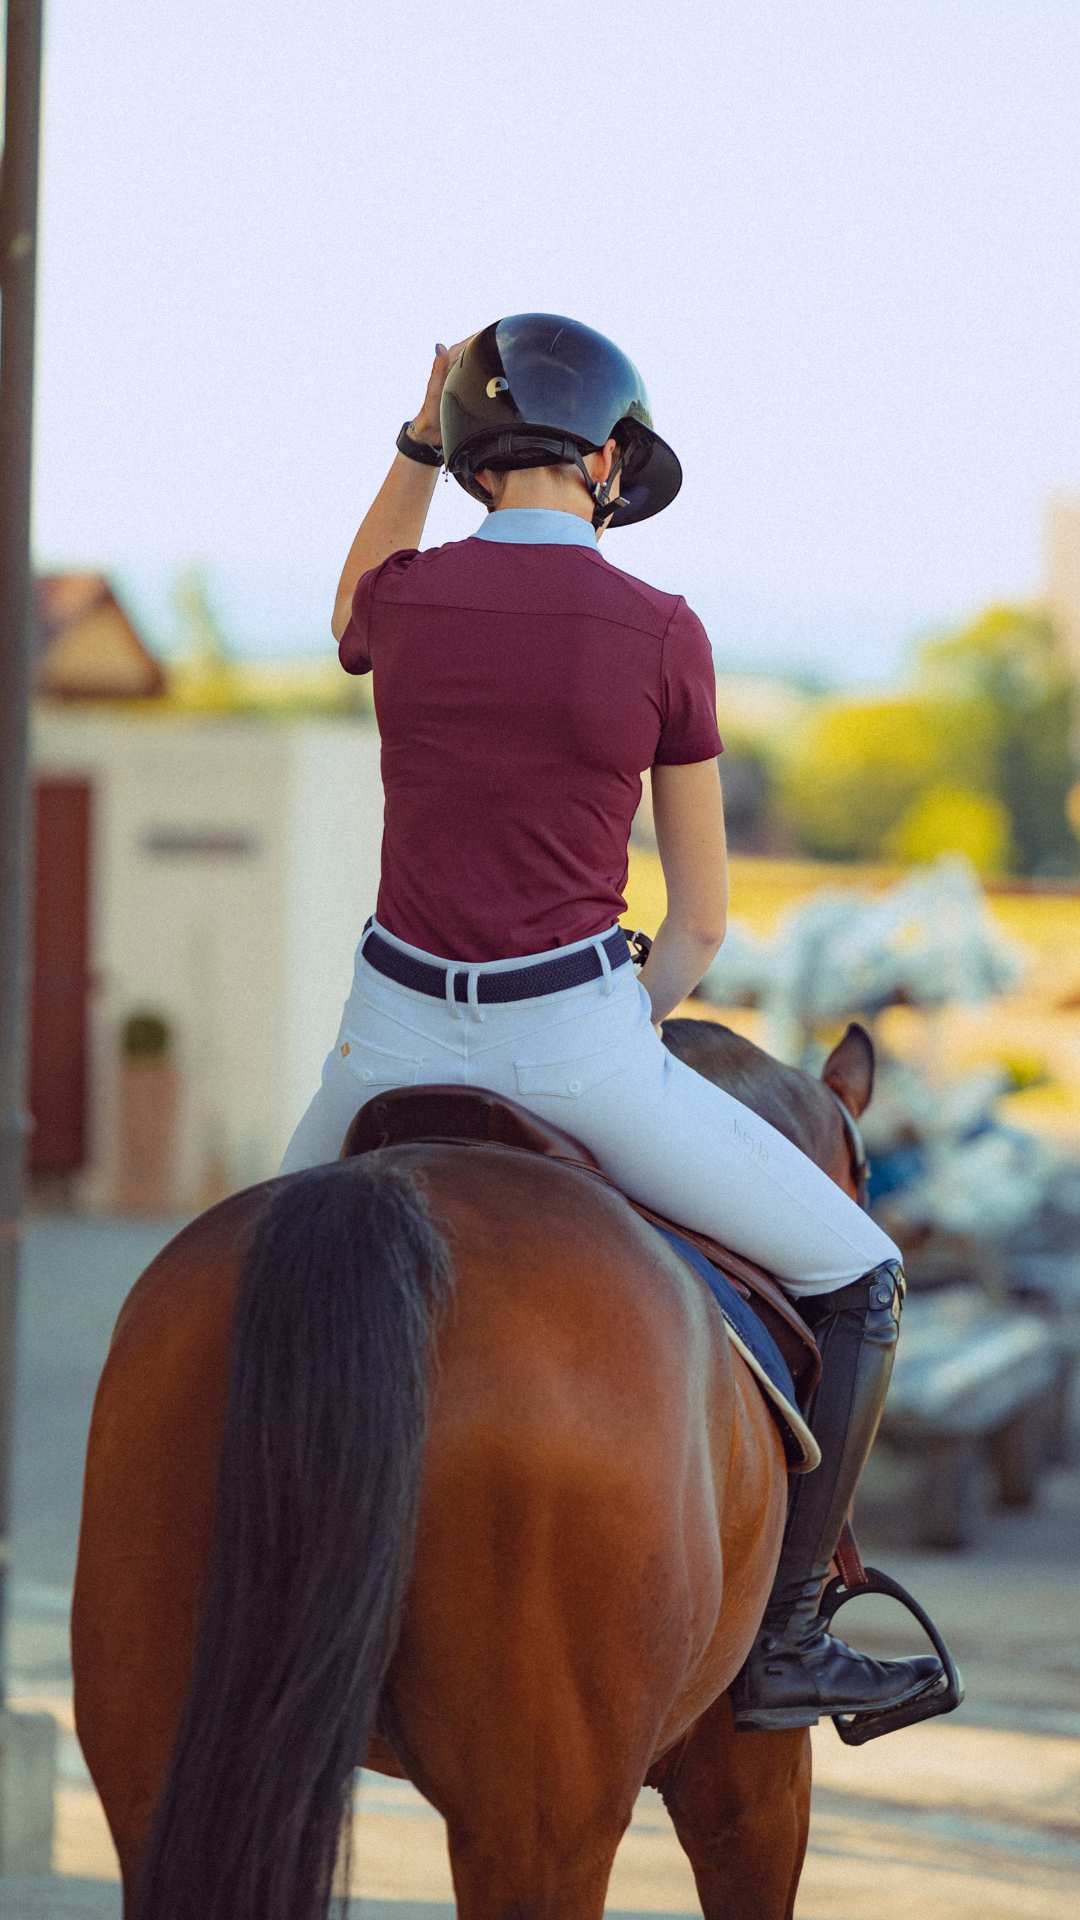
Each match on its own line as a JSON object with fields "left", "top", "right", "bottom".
{"left": 339, "top": 527, "right": 722, "bottom": 961}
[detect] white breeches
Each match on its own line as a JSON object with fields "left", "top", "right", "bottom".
{"left": 280, "top": 921, "right": 899, "bottom": 1296}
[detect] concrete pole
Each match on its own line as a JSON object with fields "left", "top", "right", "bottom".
{"left": 0, "top": 0, "right": 58, "bottom": 1874}
{"left": 0, "top": 0, "right": 45, "bottom": 1696}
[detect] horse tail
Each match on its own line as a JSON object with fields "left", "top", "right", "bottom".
{"left": 135, "top": 1158, "right": 453, "bottom": 1920}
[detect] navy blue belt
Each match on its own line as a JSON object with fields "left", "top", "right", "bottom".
{"left": 362, "top": 926, "right": 631, "bottom": 1004}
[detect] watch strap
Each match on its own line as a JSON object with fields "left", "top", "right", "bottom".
{"left": 396, "top": 420, "right": 443, "bottom": 468}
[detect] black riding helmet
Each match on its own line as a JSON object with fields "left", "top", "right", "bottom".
{"left": 439, "top": 314, "right": 682, "bottom": 530}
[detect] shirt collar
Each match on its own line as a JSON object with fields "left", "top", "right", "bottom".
{"left": 471, "top": 508, "right": 597, "bottom": 549}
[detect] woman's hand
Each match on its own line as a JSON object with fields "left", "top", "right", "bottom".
{"left": 408, "top": 338, "right": 473, "bottom": 449}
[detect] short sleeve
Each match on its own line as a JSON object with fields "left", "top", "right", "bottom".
{"left": 654, "top": 600, "right": 724, "bottom": 764}
{"left": 338, "top": 548, "right": 421, "bottom": 675}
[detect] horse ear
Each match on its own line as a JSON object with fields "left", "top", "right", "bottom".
{"left": 822, "top": 1021, "right": 875, "bottom": 1118}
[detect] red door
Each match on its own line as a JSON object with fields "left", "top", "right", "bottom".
{"left": 29, "top": 780, "right": 92, "bottom": 1174}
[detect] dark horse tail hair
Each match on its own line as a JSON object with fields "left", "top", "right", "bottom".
{"left": 135, "top": 1159, "right": 453, "bottom": 1920}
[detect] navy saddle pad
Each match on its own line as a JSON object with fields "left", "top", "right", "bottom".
{"left": 650, "top": 1224, "right": 820, "bottom": 1473}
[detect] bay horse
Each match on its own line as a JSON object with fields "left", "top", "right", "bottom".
{"left": 71, "top": 1016, "right": 875, "bottom": 1920}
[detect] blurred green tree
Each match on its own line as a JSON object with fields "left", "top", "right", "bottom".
{"left": 919, "top": 608, "right": 1077, "bottom": 875}
{"left": 774, "top": 606, "right": 1078, "bottom": 874}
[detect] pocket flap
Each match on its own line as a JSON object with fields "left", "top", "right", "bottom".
{"left": 337, "top": 1035, "right": 423, "bottom": 1090}
{"left": 515, "top": 1042, "right": 624, "bottom": 1101}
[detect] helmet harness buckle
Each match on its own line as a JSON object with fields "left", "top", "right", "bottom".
{"left": 575, "top": 448, "right": 628, "bottom": 531}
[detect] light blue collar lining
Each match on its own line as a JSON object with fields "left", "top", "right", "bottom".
{"left": 471, "top": 508, "right": 597, "bottom": 548}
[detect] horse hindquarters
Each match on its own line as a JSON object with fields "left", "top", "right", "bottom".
{"left": 74, "top": 1143, "right": 795, "bottom": 1920}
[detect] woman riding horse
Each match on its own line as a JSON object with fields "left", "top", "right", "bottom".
{"left": 74, "top": 315, "right": 951, "bottom": 1920}
{"left": 280, "top": 315, "right": 936, "bottom": 1731}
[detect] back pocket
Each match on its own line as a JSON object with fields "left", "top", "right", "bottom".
{"left": 515, "top": 1041, "right": 625, "bottom": 1102}
{"left": 336, "top": 1034, "right": 423, "bottom": 1091}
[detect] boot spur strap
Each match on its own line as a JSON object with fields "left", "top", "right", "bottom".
{"left": 818, "top": 1565, "right": 964, "bottom": 1746}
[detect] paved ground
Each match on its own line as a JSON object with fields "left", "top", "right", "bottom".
{"left": 8, "top": 1217, "right": 188, "bottom": 1598}
{"left": 0, "top": 1891, "right": 461, "bottom": 1919}
{"left": 3, "top": 1217, "right": 1079, "bottom": 1919}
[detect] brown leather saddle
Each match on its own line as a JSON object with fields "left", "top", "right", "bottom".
{"left": 340, "top": 1084, "right": 821, "bottom": 1407}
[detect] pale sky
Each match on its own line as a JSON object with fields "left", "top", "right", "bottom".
{"left": 25, "top": 1, "right": 1080, "bottom": 678}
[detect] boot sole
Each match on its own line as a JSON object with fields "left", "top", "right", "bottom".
{"left": 732, "top": 1667, "right": 940, "bottom": 1734}
{"left": 731, "top": 1704, "right": 821, "bottom": 1732}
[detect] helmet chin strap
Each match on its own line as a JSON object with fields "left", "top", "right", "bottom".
{"left": 571, "top": 450, "right": 629, "bottom": 531}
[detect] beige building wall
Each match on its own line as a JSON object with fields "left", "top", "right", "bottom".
{"left": 31, "top": 710, "right": 383, "bottom": 1211}
{"left": 1047, "top": 498, "right": 1080, "bottom": 673}
{"left": 280, "top": 724, "right": 385, "bottom": 1144}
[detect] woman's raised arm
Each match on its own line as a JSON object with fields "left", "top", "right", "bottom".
{"left": 332, "top": 338, "right": 472, "bottom": 641}
{"left": 637, "top": 758, "right": 728, "bottom": 1025}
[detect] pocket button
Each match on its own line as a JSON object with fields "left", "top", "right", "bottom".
{"left": 360, "top": 1069, "right": 373, "bottom": 1084}
{"left": 567, "top": 1079, "right": 582, "bottom": 1095}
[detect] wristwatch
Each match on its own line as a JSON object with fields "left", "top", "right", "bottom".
{"left": 396, "top": 420, "right": 443, "bottom": 468}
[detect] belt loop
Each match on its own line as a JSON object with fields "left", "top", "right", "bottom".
{"left": 445, "top": 964, "right": 465, "bottom": 1022}
{"left": 594, "top": 936, "right": 614, "bottom": 996}
{"left": 358, "top": 919, "right": 375, "bottom": 968}
{"left": 467, "top": 967, "right": 485, "bottom": 1023}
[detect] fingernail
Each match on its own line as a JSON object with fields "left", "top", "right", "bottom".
{"left": 436, "top": 342, "right": 446, "bottom": 356}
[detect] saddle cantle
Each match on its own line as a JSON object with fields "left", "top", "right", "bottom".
{"left": 339, "top": 1084, "right": 822, "bottom": 1407}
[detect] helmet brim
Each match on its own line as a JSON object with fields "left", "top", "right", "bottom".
{"left": 610, "top": 427, "right": 682, "bottom": 526}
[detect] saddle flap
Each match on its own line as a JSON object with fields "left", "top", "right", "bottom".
{"left": 340, "top": 1083, "right": 821, "bottom": 1406}
{"left": 624, "top": 1207, "right": 822, "bottom": 1403}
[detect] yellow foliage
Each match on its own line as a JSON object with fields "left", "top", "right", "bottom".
{"left": 158, "top": 567, "right": 373, "bottom": 718}
{"left": 164, "top": 656, "right": 372, "bottom": 718}
{"left": 885, "top": 783, "right": 1013, "bottom": 874}
{"left": 775, "top": 697, "right": 992, "bottom": 860}
{"left": 995, "top": 1051, "right": 1049, "bottom": 1090}
{"left": 623, "top": 846, "right": 668, "bottom": 938}
{"left": 919, "top": 604, "right": 1061, "bottom": 705}
{"left": 764, "top": 603, "right": 1077, "bottom": 873}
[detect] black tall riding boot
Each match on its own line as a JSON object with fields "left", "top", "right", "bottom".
{"left": 730, "top": 1260, "right": 943, "bottom": 1731}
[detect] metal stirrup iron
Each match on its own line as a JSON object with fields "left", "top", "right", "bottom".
{"left": 820, "top": 1520, "right": 964, "bottom": 1747}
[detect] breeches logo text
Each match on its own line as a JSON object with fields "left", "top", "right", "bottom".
{"left": 733, "top": 1118, "right": 769, "bottom": 1164}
